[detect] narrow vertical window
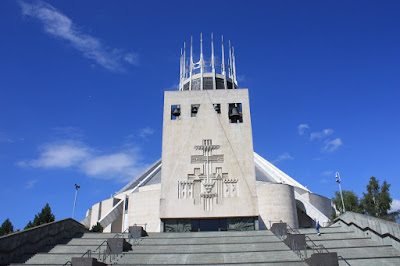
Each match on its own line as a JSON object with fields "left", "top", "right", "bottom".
{"left": 191, "top": 104, "right": 200, "bottom": 117}
{"left": 171, "top": 105, "right": 181, "bottom": 120}
{"left": 228, "top": 103, "right": 243, "bottom": 123}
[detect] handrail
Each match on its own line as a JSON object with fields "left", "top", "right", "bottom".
{"left": 63, "top": 236, "right": 124, "bottom": 265}
{"left": 285, "top": 223, "right": 351, "bottom": 265}
{"left": 269, "top": 220, "right": 351, "bottom": 265}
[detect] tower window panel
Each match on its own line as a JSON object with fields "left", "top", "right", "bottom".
{"left": 216, "top": 78, "right": 225, "bottom": 89}
{"left": 191, "top": 78, "right": 201, "bottom": 90}
{"left": 228, "top": 103, "right": 243, "bottom": 123}
{"left": 171, "top": 105, "right": 181, "bottom": 120}
{"left": 203, "top": 77, "right": 213, "bottom": 90}
{"left": 227, "top": 81, "right": 233, "bottom": 89}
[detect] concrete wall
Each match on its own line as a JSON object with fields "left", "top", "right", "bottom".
{"left": 89, "top": 202, "right": 101, "bottom": 229}
{"left": 334, "top": 211, "right": 400, "bottom": 250}
{"left": 160, "top": 89, "right": 258, "bottom": 219}
{"left": 302, "top": 192, "right": 332, "bottom": 219}
{"left": 257, "top": 183, "right": 299, "bottom": 229}
{"left": 100, "top": 198, "right": 114, "bottom": 233}
{"left": 128, "top": 184, "right": 161, "bottom": 232}
{"left": 0, "top": 219, "right": 87, "bottom": 265}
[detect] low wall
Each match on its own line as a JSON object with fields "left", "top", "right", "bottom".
{"left": 0, "top": 218, "right": 88, "bottom": 265}
{"left": 333, "top": 211, "right": 400, "bottom": 250}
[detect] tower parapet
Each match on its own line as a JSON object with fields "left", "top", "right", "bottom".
{"left": 179, "top": 33, "right": 237, "bottom": 91}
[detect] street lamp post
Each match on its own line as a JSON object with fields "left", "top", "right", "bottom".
{"left": 72, "top": 184, "right": 80, "bottom": 219}
{"left": 335, "top": 172, "right": 346, "bottom": 213}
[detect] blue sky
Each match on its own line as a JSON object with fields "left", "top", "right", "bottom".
{"left": 1, "top": 0, "right": 399, "bottom": 230}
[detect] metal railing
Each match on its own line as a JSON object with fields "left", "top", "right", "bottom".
{"left": 270, "top": 221, "right": 351, "bottom": 265}
{"left": 62, "top": 234, "right": 126, "bottom": 266}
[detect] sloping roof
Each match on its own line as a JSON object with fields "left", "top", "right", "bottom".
{"left": 117, "top": 159, "right": 162, "bottom": 194}
{"left": 116, "top": 152, "right": 310, "bottom": 195}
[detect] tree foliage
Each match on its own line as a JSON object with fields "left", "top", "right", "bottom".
{"left": 90, "top": 222, "right": 103, "bottom": 232}
{"left": 0, "top": 218, "right": 14, "bottom": 236}
{"left": 332, "top": 190, "right": 362, "bottom": 214}
{"left": 25, "top": 203, "right": 55, "bottom": 230}
{"left": 360, "top": 177, "right": 392, "bottom": 218}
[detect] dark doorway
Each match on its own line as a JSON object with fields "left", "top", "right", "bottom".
{"left": 163, "top": 217, "right": 255, "bottom": 232}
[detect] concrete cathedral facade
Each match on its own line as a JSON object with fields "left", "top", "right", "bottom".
{"left": 82, "top": 35, "right": 333, "bottom": 233}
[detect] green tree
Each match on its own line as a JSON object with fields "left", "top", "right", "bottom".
{"left": 90, "top": 222, "right": 103, "bottom": 232}
{"left": 360, "top": 177, "right": 392, "bottom": 218}
{"left": 332, "top": 190, "right": 362, "bottom": 214}
{"left": 25, "top": 203, "right": 55, "bottom": 230}
{"left": 24, "top": 221, "right": 34, "bottom": 230}
{"left": 0, "top": 218, "right": 14, "bottom": 236}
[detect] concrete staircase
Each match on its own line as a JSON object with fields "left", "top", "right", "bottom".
{"left": 11, "top": 231, "right": 306, "bottom": 265}
{"left": 296, "top": 225, "right": 400, "bottom": 265}
{"left": 9, "top": 226, "right": 400, "bottom": 265}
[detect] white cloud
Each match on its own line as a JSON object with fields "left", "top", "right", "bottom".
{"left": 310, "top": 129, "right": 334, "bottom": 141}
{"left": 138, "top": 127, "right": 155, "bottom": 138}
{"left": 82, "top": 152, "right": 144, "bottom": 179}
{"left": 272, "top": 153, "right": 294, "bottom": 164}
{"left": 297, "top": 124, "right": 309, "bottom": 135}
{"left": 18, "top": 1, "right": 138, "bottom": 71}
{"left": 322, "top": 138, "right": 343, "bottom": 153}
{"left": 18, "top": 140, "right": 147, "bottom": 181}
{"left": 390, "top": 199, "right": 400, "bottom": 212}
{"left": 19, "top": 141, "right": 90, "bottom": 168}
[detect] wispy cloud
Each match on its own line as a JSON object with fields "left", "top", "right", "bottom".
{"left": 298, "top": 124, "right": 342, "bottom": 153}
{"left": 322, "top": 138, "right": 343, "bottom": 153}
{"left": 18, "top": 141, "right": 90, "bottom": 168}
{"left": 138, "top": 127, "right": 155, "bottom": 138}
{"left": 272, "top": 153, "right": 294, "bottom": 164}
{"left": 165, "top": 83, "right": 179, "bottom": 91}
{"left": 0, "top": 132, "right": 13, "bottom": 143}
{"left": 25, "top": 180, "right": 37, "bottom": 189}
{"left": 390, "top": 199, "right": 400, "bottom": 212}
{"left": 321, "top": 170, "right": 334, "bottom": 177}
{"left": 297, "top": 124, "right": 309, "bottom": 135}
{"left": 18, "top": 140, "right": 148, "bottom": 182}
{"left": 310, "top": 129, "right": 334, "bottom": 141}
{"left": 18, "top": 1, "right": 138, "bottom": 71}
{"left": 319, "top": 178, "right": 329, "bottom": 184}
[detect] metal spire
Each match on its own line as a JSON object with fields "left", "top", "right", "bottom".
{"left": 211, "top": 33, "right": 216, "bottom": 90}
{"left": 200, "top": 33, "right": 204, "bottom": 90}
{"left": 189, "top": 36, "right": 193, "bottom": 90}
{"left": 183, "top": 42, "right": 186, "bottom": 79}
{"left": 228, "top": 40, "right": 233, "bottom": 79}
{"left": 232, "top": 46, "right": 237, "bottom": 86}
{"left": 180, "top": 47, "right": 183, "bottom": 87}
{"left": 221, "top": 35, "right": 227, "bottom": 89}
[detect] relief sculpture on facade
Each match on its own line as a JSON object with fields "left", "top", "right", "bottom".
{"left": 178, "top": 139, "right": 238, "bottom": 211}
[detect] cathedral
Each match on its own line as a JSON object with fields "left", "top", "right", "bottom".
{"left": 82, "top": 34, "right": 333, "bottom": 233}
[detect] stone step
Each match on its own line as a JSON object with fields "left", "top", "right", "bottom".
{"left": 306, "top": 237, "right": 381, "bottom": 249}
{"left": 23, "top": 253, "right": 87, "bottom": 265}
{"left": 140, "top": 235, "right": 281, "bottom": 245}
{"left": 296, "top": 226, "right": 349, "bottom": 234}
{"left": 48, "top": 241, "right": 289, "bottom": 254}
{"left": 325, "top": 245, "right": 400, "bottom": 259}
{"left": 79, "top": 232, "right": 125, "bottom": 238}
{"left": 338, "top": 257, "right": 400, "bottom": 266}
{"left": 116, "top": 250, "right": 305, "bottom": 265}
{"left": 301, "top": 231, "right": 362, "bottom": 242}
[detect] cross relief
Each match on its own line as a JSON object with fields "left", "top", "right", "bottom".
{"left": 178, "top": 139, "right": 238, "bottom": 211}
